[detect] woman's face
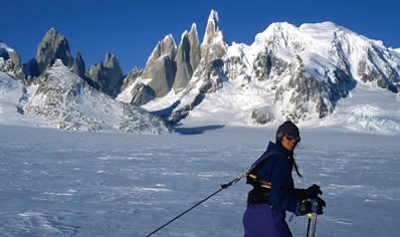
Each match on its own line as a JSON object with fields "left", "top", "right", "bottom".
{"left": 281, "top": 135, "right": 298, "bottom": 151}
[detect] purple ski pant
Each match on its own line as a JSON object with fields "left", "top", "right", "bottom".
{"left": 243, "top": 203, "right": 293, "bottom": 237}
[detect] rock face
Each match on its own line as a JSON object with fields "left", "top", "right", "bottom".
{"left": 142, "top": 35, "right": 177, "bottom": 98}
{"left": 124, "top": 23, "right": 203, "bottom": 106}
{"left": 173, "top": 24, "right": 201, "bottom": 93}
{"left": 0, "top": 41, "right": 26, "bottom": 80}
{"left": 84, "top": 52, "right": 124, "bottom": 97}
{"left": 35, "top": 28, "right": 74, "bottom": 75}
{"left": 24, "top": 60, "right": 170, "bottom": 134}
{"left": 71, "top": 51, "right": 85, "bottom": 78}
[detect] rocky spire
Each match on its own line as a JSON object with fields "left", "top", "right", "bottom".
{"left": 200, "top": 9, "right": 227, "bottom": 61}
{"left": 188, "top": 23, "right": 201, "bottom": 70}
{"left": 173, "top": 23, "right": 201, "bottom": 92}
{"left": 35, "top": 28, "right": 73, "bottom": 74}
{"left": 84, "top": 52, "right": 124, "bottom": 96}
{"left": 0, "top": 41, "right": 26, "bottom": 80}
{"left": 0, "top": 40, "right": 26, "bottom": 80}
{"left": 71, "top": 51, "right": 85, "bottom": 78}
{"left": 141, "top": 35, "right": 177, "bottom": 98}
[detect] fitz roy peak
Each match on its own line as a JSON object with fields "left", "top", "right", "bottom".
{"left": 118, "top": 10, "right": 400, "bottom": 125}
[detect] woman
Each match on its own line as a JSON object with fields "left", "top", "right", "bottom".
{"left": 243, "top": 121, "right": 326, "bottom": 237}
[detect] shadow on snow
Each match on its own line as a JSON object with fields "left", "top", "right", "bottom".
{"left": 173, "top": 124, "right": 225, "bottom": 135}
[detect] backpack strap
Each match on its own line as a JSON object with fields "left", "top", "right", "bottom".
{"left": 245, "top": 151, "right": 273, "bottom": 189}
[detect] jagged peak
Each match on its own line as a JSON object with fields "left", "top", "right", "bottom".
{"left": 105, "top": 52, "right": 113, "bottom": 61}
{"left": 207, "top": 9, "right": 219, "bottom": 27}
{"left": 202, "top": 10, "right": 225, "bottom": 47}
{"left": 43, "top": 27, "right": 61, "bottom": 39}
{"left": 156, "top": 34, "right": 177, "bottom": 52}
{"left": 180, "top": 30, "right": 189, "bottom": 42}
{"left": 189, "top": 23, "right": 197, "bottom": 34}
{"left": 37, "top": 28, "right": 69, "bottom": 52}
{"left": 147, "top": 34, "right": 177, "bottom": 62}
{"left": 179, "top": 24, "right": 199, "bottom": 41}
{"left": 75, "top": 51, "right": 82, "bottom": 58}
{"left": 163, "top": 34, "right": 175, "bottom": 43}
{"left": 104, "top": 52, "right": 122, "bottom": 71}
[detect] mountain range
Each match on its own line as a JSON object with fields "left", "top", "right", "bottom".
{"left": 1, "top": 10, "right": 399, "bottom": 133}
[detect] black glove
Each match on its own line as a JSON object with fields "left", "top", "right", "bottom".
{"left": 297, "top": 197, "right": 326, "bottom": 215}
{"left": 312, "top": 197, "right": 326, "bottom": 214}
{"left": 297, "top": 200, "right": 312, "bottom": 216}
{"left": 292, "top": 184, "right": 322, "bottom": 200}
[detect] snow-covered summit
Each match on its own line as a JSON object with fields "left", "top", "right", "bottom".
{"left": 129, "top": 13, "right": 400, "bottom": 134}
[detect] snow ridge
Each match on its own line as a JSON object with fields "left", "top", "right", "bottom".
{"left": 23, "top": 60, "right": 170, "bottom": 134}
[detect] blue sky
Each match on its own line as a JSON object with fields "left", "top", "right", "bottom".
{"left": 2, "top": 0, "right": 399, "bottom": 74}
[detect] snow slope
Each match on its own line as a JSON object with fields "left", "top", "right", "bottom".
{"left": 0, "top": 62, "right": 170, "bottom": 134}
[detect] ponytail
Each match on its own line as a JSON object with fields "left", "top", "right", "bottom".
{"left": 290, "top": 152, "right": 302, "bottom": 178}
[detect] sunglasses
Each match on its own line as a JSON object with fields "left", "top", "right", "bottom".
{"left": 285, "top": 134, "right": 301, "bottom": 143}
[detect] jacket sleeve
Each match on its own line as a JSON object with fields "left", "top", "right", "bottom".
{"left": 290, "top": 188, "right": 310, "bottom": 200}
{"left": 269, "top": 157, "right": 299, "bottom": 213}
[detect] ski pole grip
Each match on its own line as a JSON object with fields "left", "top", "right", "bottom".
{"left": 310, "top": 199, "right": 319, "bottom": 213}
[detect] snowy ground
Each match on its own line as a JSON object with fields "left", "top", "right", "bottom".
{"left": 1, "top": 71, "right": 400, "bottom": 236}
{"left": 0, "top": 124, "right": 399, "bottom": 237}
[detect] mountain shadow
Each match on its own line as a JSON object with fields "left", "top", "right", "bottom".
{"left": 174, "top": 124, "right": 225, "bottom": 135}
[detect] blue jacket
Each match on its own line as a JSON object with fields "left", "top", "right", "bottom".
{"left": 247, "top": 142, "right": 299, "bottom": 213}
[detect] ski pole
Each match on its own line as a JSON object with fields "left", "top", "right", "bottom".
{"left": 311, "top": 213, "right": 318, "bottom": 237}
{"left": 306, "top": 213, "right": 312, "bottom": 237}
{"left": 144, "top": 173, "right": 246, "bottom": 237}
{"left": 310, "top": 199, "right": 319, "bottom": 237}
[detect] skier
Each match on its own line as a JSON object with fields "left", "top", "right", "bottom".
{"left": 243, "top": 121, "right": 326, "bottom": 237}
